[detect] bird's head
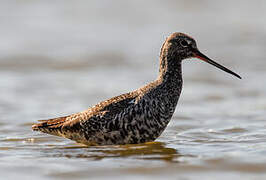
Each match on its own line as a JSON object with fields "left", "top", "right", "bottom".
{"left": 162, "top": 32, "right": 241, "bottom": 79}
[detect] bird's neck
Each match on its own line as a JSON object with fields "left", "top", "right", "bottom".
{"left": 138, "top": 45, "right": 183, "bottom": 104}
{"left": 149, "top": 51, "right": 183, "bottom": 117}
{"left": 157, "top": 50, "right": 183, "bottom": 89}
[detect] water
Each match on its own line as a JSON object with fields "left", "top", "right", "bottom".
{"left": 1, "top": 0, "right": 266, "bottom": 179}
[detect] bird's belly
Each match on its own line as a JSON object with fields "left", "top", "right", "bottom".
{"left": 76, "top": 101, "right": 176, "bottom": 145}
{"left": 81, "top": 116, "right": 171, "bottom": 145}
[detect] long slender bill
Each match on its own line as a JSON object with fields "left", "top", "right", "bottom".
{"left": 193, "top": 49, "right": 241, "bottom": 79}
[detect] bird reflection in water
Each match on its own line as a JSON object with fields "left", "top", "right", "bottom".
{"left": 42, "top": 141, "right": 180, "bottom": 162}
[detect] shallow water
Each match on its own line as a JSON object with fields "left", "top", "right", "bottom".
{"left": 1, "top": 0, "right": 266, "bottom": 179}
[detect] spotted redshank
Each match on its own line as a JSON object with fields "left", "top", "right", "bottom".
{"left": 32, "top": 32, "right": 241, "bottom": 145}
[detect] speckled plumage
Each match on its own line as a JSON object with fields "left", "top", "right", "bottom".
{"left": 32, "top": 32, "right": 241, "bottom": 145}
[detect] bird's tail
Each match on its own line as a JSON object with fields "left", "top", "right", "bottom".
{"left": 32, "top": 116, "right": 68, "bottom": 136}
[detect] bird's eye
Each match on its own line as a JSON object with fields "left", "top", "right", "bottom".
{"left": 180, "top": 40, "right": 189, "bottom": 47}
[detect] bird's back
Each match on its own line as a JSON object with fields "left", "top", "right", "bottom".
{"left": 32, "top": 90, "right": 139, "bottom": 144}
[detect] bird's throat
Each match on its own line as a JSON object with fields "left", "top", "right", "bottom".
{"left": 158, "top": 55, "right": 183, "bottom": 84}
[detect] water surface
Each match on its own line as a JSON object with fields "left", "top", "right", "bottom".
{"left": 0, "top": 1, "right": 266, "bottom": 179}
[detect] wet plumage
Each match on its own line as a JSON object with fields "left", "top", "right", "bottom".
{"left": 32, "top": 32, "right": 241, "bottom": 145}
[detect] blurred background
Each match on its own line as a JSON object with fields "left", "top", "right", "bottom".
{"left": 0, "top": 1, "right": 266, "bottom": 179}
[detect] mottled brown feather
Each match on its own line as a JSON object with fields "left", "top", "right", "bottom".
{"left": 32, "top": 91, "right": 139, "bottom": 136}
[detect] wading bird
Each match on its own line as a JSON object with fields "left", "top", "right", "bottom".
{"left": 32, "top": 32, "right": 241, "bottom": 145}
